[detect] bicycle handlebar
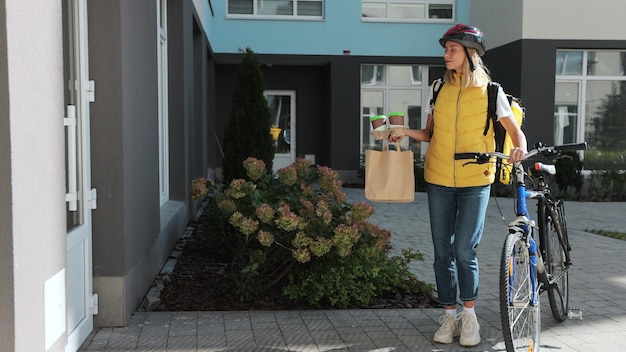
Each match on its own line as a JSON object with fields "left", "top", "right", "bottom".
{"left": 553, "top": 142, "right": 588, "bottom": 153}
{"left": 454, "top": 142, "right": 587, "bottom": 163}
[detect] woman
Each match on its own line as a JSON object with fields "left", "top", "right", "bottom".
{"left": 392, "top": 24, "right": 527, "bottom": 347}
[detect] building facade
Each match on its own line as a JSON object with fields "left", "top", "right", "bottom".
{"left": 471, "top": 0, "right": 626, "bottom": 170}
{"left": 1, "top": 1, "right": 624, "bottom": 351}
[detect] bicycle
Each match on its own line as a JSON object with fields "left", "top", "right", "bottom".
{"left": 454, "top": 141, "right": 587, "bottom": 352}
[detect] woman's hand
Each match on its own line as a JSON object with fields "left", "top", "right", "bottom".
{"left": 508, "top": 147, "right": 526, "bottom": 162}
{"left": 387, "top": 135, "right": 404, "bottom": 143}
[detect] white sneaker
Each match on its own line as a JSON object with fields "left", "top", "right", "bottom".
{"left": 433, "top": 314, "right": 460, "bottom": 344}
{"left": 459, "top": 312, "right": 481, "bottom": 347}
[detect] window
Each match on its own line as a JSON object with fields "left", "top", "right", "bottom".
{"left": 555, "top": 50, "right": 626, "bottom": 170}
{"left": 362, "top": 0, "right": 453, "bottom": 22}
{"left": 157, "top": 0, "right": 169, "bottom": 204}
{"left": 228, "top": 0, "right": 324, "bottom": 19}
{"left": 361, "top": 64, "right": 427, "bottom": 155}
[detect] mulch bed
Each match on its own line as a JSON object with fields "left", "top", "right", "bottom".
{"left": 153, "top": 218, "right": 438, "bottom": 312}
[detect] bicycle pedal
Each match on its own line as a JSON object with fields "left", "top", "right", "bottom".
{"left": 567, "top": 308, "right": 585, "bottom": 320}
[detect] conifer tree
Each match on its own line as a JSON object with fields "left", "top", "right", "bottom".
{"left": 222, "top": 48, "right": 275, "bottom": 182}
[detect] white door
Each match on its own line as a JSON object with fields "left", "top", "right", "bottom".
{"left": 265, "top": 91, "right": 296, "bottom": 172}
{"left": 63, "top": 0, "right": 95, "bottom": 350}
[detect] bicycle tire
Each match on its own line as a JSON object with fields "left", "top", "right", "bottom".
{"left": 500, "top": 231, "right": 541, "bottom": 352}
{"left": 545, "top": 201, "right": 569, "bottom": 322}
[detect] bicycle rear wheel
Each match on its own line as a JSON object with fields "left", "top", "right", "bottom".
{"left": 545, "top": 201, "right": 569, "bottom": 322}
{"left": 500, "top": 231, "right": 541, "bottom": 352}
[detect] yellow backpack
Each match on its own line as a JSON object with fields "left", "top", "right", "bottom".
{"left": 486, "top": 82, "right": 525, "bottom": 185}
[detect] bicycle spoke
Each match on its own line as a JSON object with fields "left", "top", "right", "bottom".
{"left": 500, "top": 232, "right": 540, "bottom": 351}
{"left": 546, "top": 204, "right": 569, "bottom": 322}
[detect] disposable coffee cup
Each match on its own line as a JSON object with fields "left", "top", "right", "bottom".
{"left": 388, "top": 112, "right": 405, "bottom": 126}
{"left": 370, "top": 115, "right": 387, "bottom": 130}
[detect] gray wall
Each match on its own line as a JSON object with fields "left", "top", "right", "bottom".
{"left": 87, "top": 0, "right": 213, "bottom": 326}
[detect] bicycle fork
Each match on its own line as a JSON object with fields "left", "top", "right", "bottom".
{"left": 508, "top": 223, "right": 542, "bottom": 307}
{"left": 528, "top": 237, "right": 540, "bottom": 305}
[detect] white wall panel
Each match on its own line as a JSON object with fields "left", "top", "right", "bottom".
{"left": 522, "top": 0, "right": 626, "bottom": 40}
{"left": 5, "top": 0, "right": 67, "bottom": 350}
{"left": 472, "top": 0, "right": 626, "bottom": 49}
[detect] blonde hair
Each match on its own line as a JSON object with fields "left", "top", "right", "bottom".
{"left": 443, "top": 48, "right": 491, "bottom": 88}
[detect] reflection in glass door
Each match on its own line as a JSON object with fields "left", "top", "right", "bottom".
{"left": 265, "top": 91, "right": 296, "bottom": 172}
{"left": 554, "top": 81, "right": 580, "bottom": 145}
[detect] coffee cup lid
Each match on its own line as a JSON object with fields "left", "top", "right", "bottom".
{"left": 370, "top": 115, "right": 387, "bottom": 122}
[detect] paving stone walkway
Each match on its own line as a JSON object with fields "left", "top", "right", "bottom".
{"left": 80, "top": 189, "right": 626, "bottom": 351}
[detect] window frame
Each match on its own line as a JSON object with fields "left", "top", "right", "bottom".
{"left": 361, "top": 0, "right": 454, "bottom": 23}
{"left": 360, "top": 64, "right": 432, "bottom": 156}
{"left": 227, "top": 0, "right": 325, "bottom": 20}
{"left": 555, "top": 49, "right": 626, "bottom": 170}
{"left": 157, "top": 0, "right": 170, "bottom": 205}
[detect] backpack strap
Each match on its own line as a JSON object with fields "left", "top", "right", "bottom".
{"left": 483, "top": 81, "right": 500, "bottom": 136}
{"left": 430, "top": 78, "right": 444, "bottom": 109}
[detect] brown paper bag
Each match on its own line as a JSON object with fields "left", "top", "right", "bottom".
{"left": 365, "top": 143, "right": 415, "bottom": 203}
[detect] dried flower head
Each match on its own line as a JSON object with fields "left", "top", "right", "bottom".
{"left": 217, "top": 199, "right": 237, "bottom": 214}
{"left": 190, "top": 177, "right": 214, "bottom": 201}
{"left": 243, "top": 157, "right": 266, "bottom": 181}
{"left": 238, "top": 217, "right": 259, "bottom": 236}
{"left": 317, "top": 166, "right": 342, "bottom": 193}
{"left": 292, "top": 248, "right": 311, "bottom": 263}
{"left": 277, "top": 165, "right": 297, "bottom": 186}
{"left": 225, "top": 179, "right": 255, "bottom": 199}
{"left": 256, "top": 203, "right": 275, "bottom": 224}
{"left": 350, "top": 202, "right": 374, "bottom": 221}
{"left": 332, "top": 224, "right": 361, "bottom": 257}
{"left": 257, "top": 230, "right": 274, "bottom": 247}
{"left": 309, "top": 238, "right": 332, "bottom": 257}
{"left": 292, "top": 231, "right": 312, "bottom": 248}
{"left": 275, "top": 203, "right": 302, "bottom": 231}
{"left": 292, "top": 158, "right": 312, "bottom": 174}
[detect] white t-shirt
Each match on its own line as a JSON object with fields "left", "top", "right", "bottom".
{"left": 425, "top": 83, "right": 513, "bottom": 120}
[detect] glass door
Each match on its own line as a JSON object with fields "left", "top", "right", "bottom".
{"left": 63, "top": 0, "right": 94, "bottom": 350}
{"left": 265, "top": 90, "right": 296, "bottom": 172}
{"left": 554, "top": 81, "right": 580, "bottom": 145}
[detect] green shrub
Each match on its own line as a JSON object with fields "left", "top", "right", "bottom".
{"left": 584, "top": 149, "right": 626, "bottom": 170}
{"left": 283, "top": 248, "right": 430, "bottom": 308}
{"left": 191, "top": 158, "right": 432, "bottom": 305}
{"left": 587, "top": 170, "right": 626, "bottom": 201}
{"left": 554, "top": 151, "right": 584, "bottom": 199}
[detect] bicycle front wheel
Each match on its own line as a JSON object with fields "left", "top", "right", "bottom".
{"left": 500, "top": 231, "right": 541, "bottom": 352}
{"left": 545, "top": 201, "right": 569, "bottom": 322}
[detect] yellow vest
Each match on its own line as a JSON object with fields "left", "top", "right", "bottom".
{"left": 425, "top": 78, "right": 496, "bottom": 187}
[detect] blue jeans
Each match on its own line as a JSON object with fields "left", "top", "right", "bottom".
{"left": 427, "top": 183, "right": 491, "bottom": 306}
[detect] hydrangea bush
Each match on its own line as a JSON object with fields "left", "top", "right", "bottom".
{"left": 190, "top": 157, "right": 431, "bottom": 307}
